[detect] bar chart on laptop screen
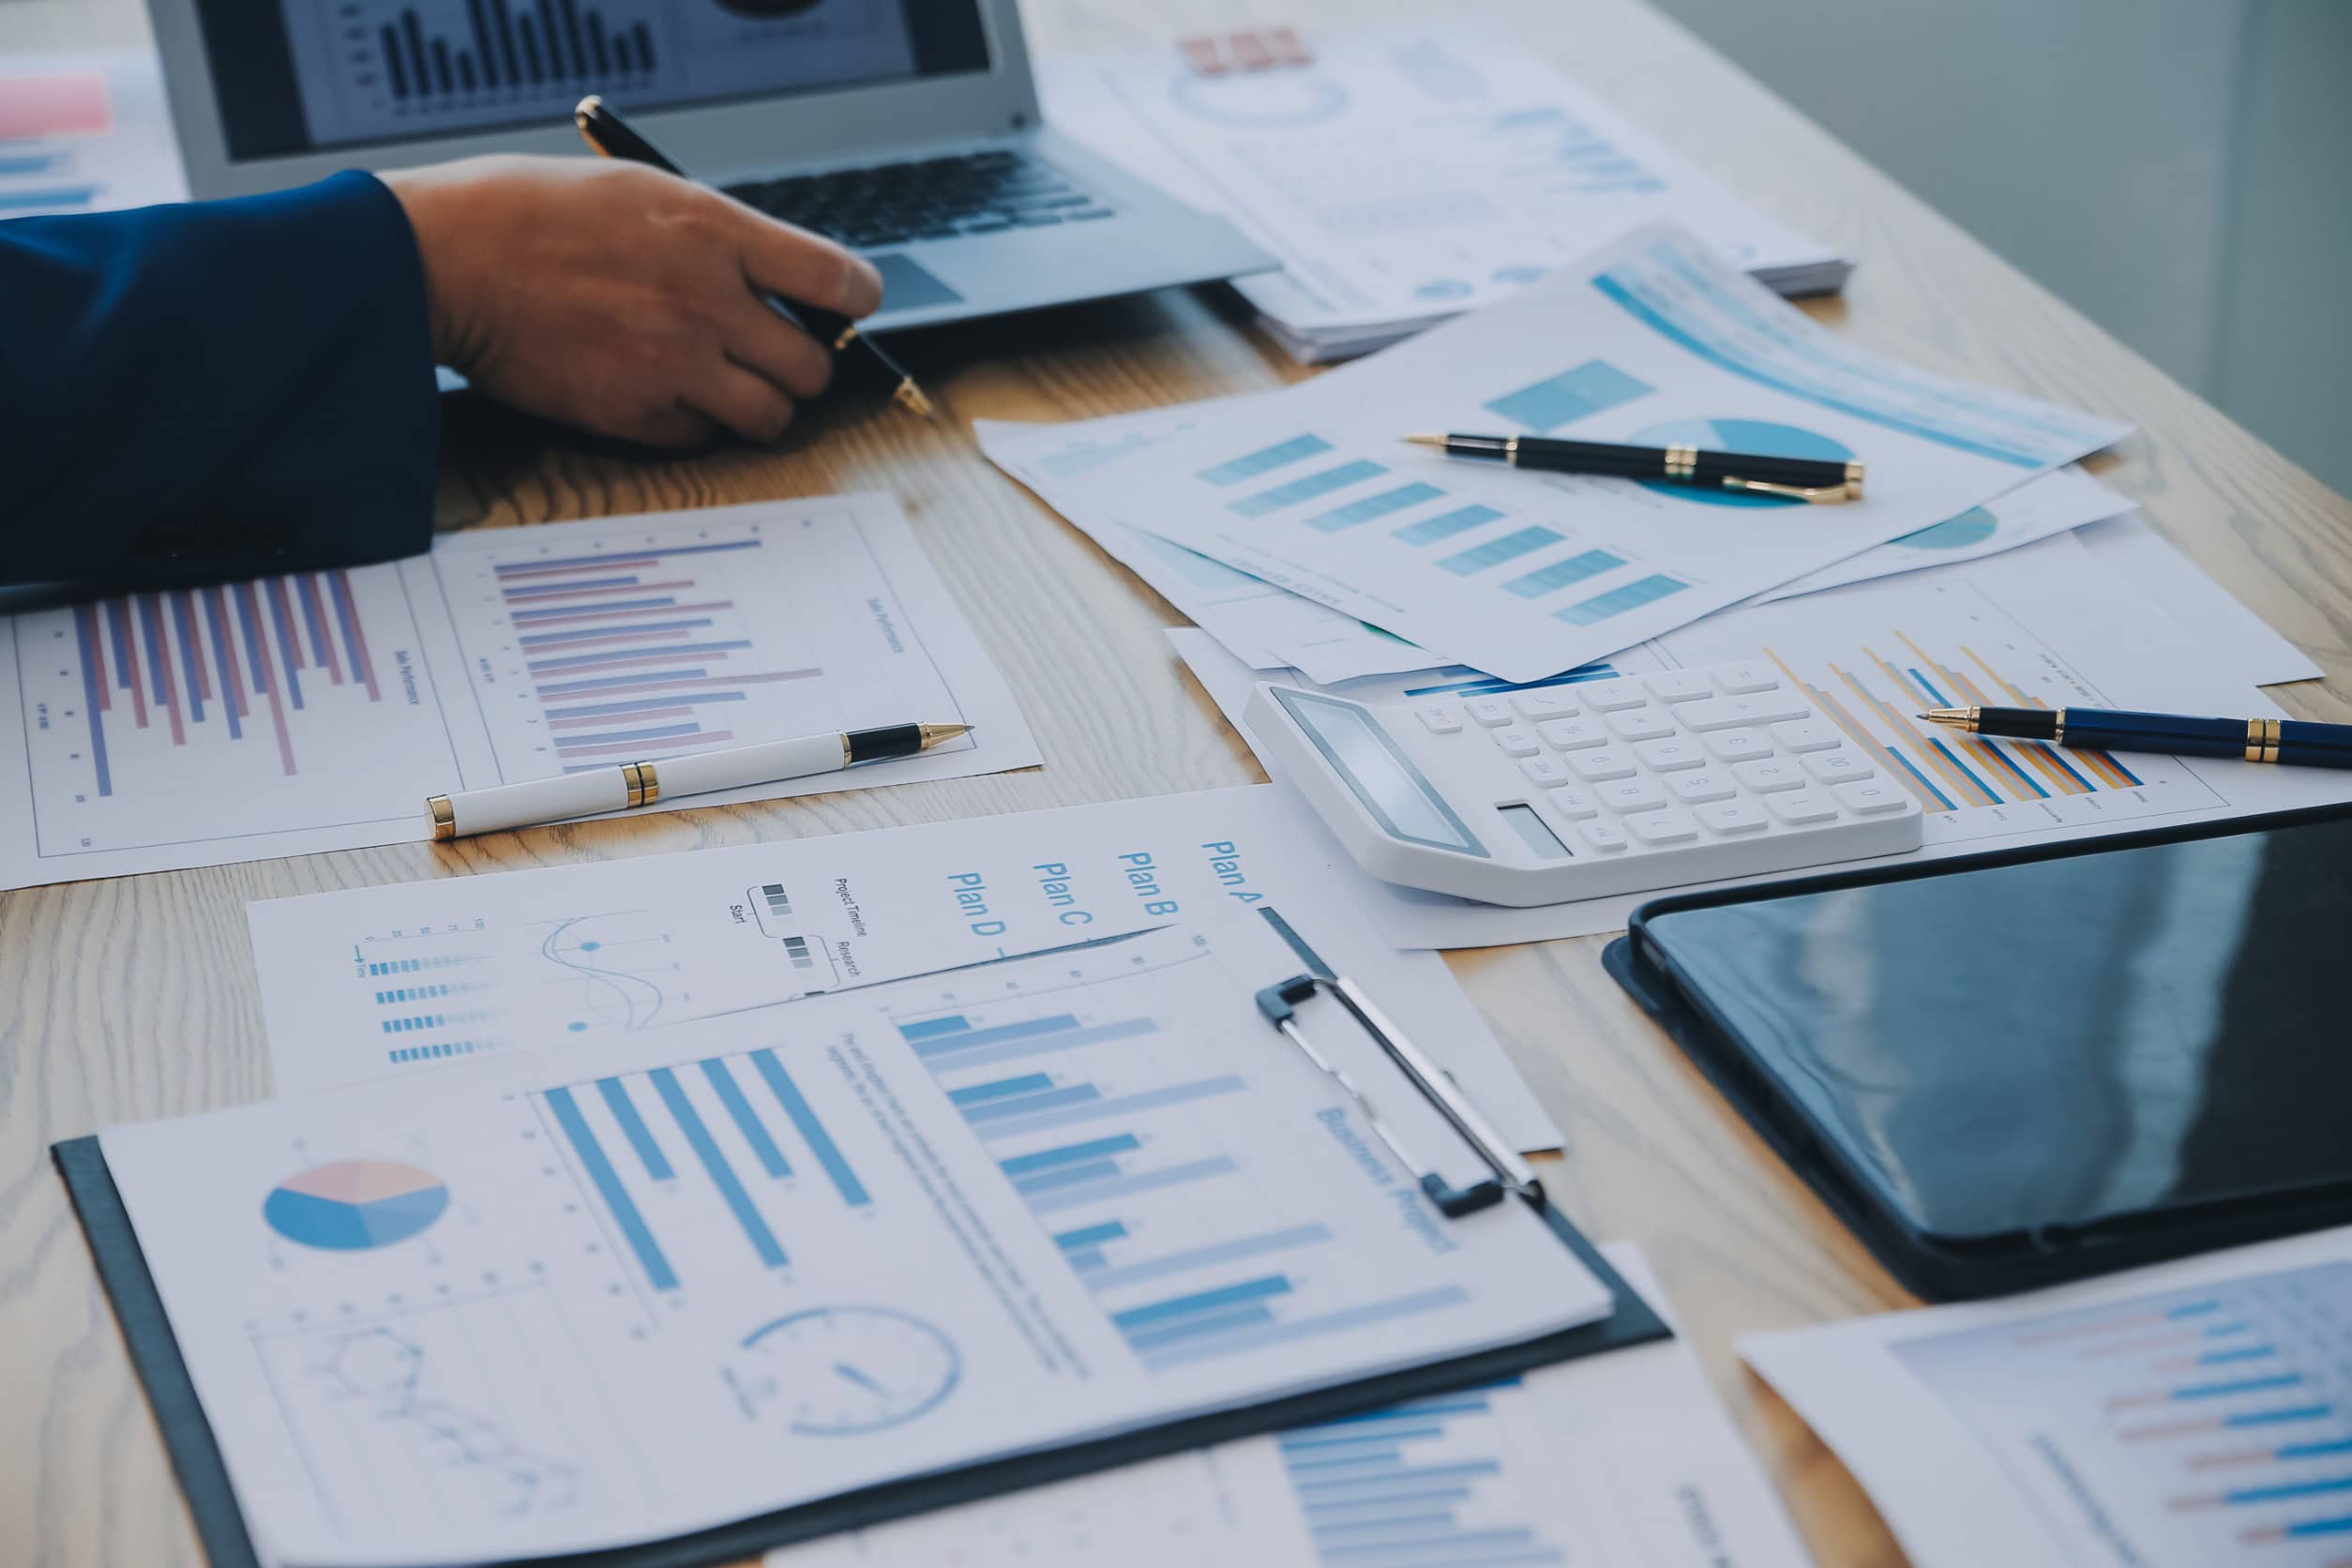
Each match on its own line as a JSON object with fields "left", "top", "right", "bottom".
{"left": 12, "top": 565, "right": 461, "bottom": 857}
{"left": 1896, "top": 1262, "right": 2352, "bottom": 1568}
{"left": 428, "top": 504, "right": 969, "bottom": 784}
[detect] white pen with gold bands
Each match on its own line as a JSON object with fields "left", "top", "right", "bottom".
{"left": 428, "top": 723, "right": 971, "bottom": 839}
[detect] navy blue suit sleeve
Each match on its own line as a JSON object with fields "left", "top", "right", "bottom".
{"left": 0, "top": 172, "right": 440, "bottom": 593}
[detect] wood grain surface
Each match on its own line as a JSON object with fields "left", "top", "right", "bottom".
{"left": 5, "top": 1, "right": 2349, "bottom": 1563}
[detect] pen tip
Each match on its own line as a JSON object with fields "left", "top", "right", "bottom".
{"left": 919, "top": 723, "right": 972, "bottom": 749}
{"left": 1403, "top": 433, "right": 1446, "bottom": 449}
{"left": 897, "top": 382, "right": 937, "bottom": 419}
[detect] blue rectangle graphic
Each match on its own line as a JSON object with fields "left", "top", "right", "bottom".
{"left": 1505, "top": 549, "right": 1625, "bottom": 597}
{"left": 1394, "top": 504, "right": 1505, "bottom": 545}
{"left": 1304, "top": 482, "right": 1445, "bottom": 533}
{"left": 1555, "top": 573, "right": 1688, "bottom": 626}
{"left": 543, "top": 1086, "right": 678, "bottom": 1289}
{"left": 1197, "top": 434, "right": 1334, "bottom": 486}
{"left": 1483, "top": 359, "right": 1654, "bottom": 432}
{"left": 749, "top": 1049, "right": 871, "bottom": 1207}
{"left": 1440, "top": 526, "right": 1562, "bottom": 576}
{"left": 1230, "top": 460, "right": 1387, "bottom": 518}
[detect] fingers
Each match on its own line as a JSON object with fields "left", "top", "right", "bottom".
{"left": 682, "top": 363, "right": 798, "bottom": 446}
{"left": 732, "top": 206, "right": 885, "bottom": 319}
{"left": 725, "top": 295, "right": 836, "bottom": 400}
{"left": 626, "top": 402, "right": 724, "bottom": 451}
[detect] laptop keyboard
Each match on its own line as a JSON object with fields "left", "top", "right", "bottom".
{"left": 723, "top": 149, "right": 1113, "bottom": 249}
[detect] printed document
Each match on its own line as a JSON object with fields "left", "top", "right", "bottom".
{"left": 1172, "top": 525, "right": 2352, "bottom": 947}
{"left": 1039, "top": 24, "right": 1847, "bottom": 362}
{"left": 0, "top": 496, "right": 1038, "bottom": 889}
{"left": 773, "top": 1244, "right": 1813, "bottom": 1568}
{"left": 1030, "top": 223, "right": 2132, "bottom": 683}
{"left": 0, "top": 51, "right": 187, "bottom": 218}
{"left": 103, "top": 912, "right": 1612, "bottom": 1566}
{"left": 246, "top": 785, "right": 1563, "bottom": 1153}
{"left": 1741, "top": 1226, "right": 2352, "bottom": 1568}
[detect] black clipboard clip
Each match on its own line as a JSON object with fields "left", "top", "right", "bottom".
{"left": 1256, "top": 973, "right": 1545, "bottom": 1217}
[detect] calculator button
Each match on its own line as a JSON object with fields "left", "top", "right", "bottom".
{"left": 1576, "top": 819, "right": 1630, "bottom": 852}
{"left": 1803, "top": 751, "right": 1874, "bottom": 784}
{"left": 1520, "top": 756, "right": 1574, "bottom": 786}
{"left": 1633, "top": 737, "right": 1706, "bottom": 772}
{"left": 1772, "top": 719, "right": 1844, "bottom": 753}
{"left": 1465, "top": 696, "right": 1515, "bottom": 727}
{"left": 1734, "top": 759, "right": 1805, "bottom": 793}
{"left": 1545, "top": 785, "right": 1600, "bottom": 820}
{"left": 1415, "top": 703, "right": 1463, "bottom": 734}
{"left": 1667, "top": 769, "right": 1738, "bottom": 804}
{"left": 1711, "top": 661, "right": 1780, "bottom": 694}
{"left": 1536, "top": 717, "right": 1609, "bottom": 751}
{"left": 1678, "top": 694, "right": 1811, "bottom": 731}
{"left": 1642, "top": 671, "right": 1715, "bottom": 703}
{"left": 1627, "top": 809, "right": 1700, "bottom": 845}
{"left": 1594, "top": 777, "right": 1668, "bottom": 815}
{"left": 1582, "top": 681, "right": 1651, "bottom": 713}
{"left": 1605, "top": 707, "right": 1677, "bottom": 743}
{"left": 1702, "top": 728, "right": 1773, "bottom": 763}
{"left": 1569, "top": 747, "right": 1638, "bottom": 781}
{"left": 1834, "top": 780, "right": 1910, "bottom": 815}
{"left": 1491, "top": 725, "right": 1541, "bottom": 758}
{"left": 1510, "top": 690, "right": 1579, "bottom": 721}
{"left": 1768, "top": 790, "right": 1840, "bottom": 825}
{"left": 1696, "top": 798, "right": 1770, "bottom": 835}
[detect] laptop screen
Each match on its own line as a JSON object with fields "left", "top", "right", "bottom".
{"left": 191, "top": 0, "right": 992, "bottom": 160}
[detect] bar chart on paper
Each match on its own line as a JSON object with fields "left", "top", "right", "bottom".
{"left": 1656, "top": 573, "right": 2224, "bottom": 843}
{"left": 13, "top": 566, "right": 461, "bottom": 858}
{"left": 429, "top": 504, "right": 972, "bottom": 783}
{"left": 1895, "top": 1262, "right": 2352, "bottom": 1567}
{"left": 892, "top": 928, "right": 1475, "bottom": 1376}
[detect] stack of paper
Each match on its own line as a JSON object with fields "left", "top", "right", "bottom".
{"left": 0, "top": 51, "right": 186, "bottom": 218}
{"left": 1039, "top": 24, "right": 1850, "bottom": 363}
{"left": 988, "top": 221, "right": 2132, "bottom": 686}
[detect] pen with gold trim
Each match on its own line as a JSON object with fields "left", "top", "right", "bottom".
{"left": 573, "top": 95, "right": 934, "bottom": 418}
{"left": 1920, "top": 705, "right": 2352, "bottom": 769}
{"left": 1406, "top": 431, "right": 1862, "bottom": 503}
{"left": 429, "top": 723, "right": 972, "bottom": 839}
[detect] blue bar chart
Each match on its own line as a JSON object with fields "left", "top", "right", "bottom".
{"left": 535, "top": 1045, "right": 871, "bottom": 1292}
{"left": 1274, "top": 1380, "right": 1566, "bottom": 1567}
{"left": 895, "top": 935, "right": 1472, "bottom": 1375}
{"left": 1895, "top": 1260, "right": 2352, "bottom": 1566}
{"left": 430, "top": 506, "right": 975, "bottom": 790}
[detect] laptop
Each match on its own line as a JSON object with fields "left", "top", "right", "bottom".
{"left": 142, "top": 0, "right": 1274, "bottom": 329}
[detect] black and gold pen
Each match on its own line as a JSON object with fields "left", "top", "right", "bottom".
{"left": 1406, "top": 432, "right": 1862, "bottom": 503}
{"left": 1922, "top": 705, "right": 2352, "bottom": 769}
{"left": 573, "top": 96, "right": 933, "bottom": 418}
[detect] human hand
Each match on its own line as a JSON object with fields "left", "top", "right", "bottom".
{"left": 382, "top": 155, "right": 883, "bottom": 447}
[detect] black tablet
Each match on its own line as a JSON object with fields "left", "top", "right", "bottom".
{"left": 1606, "top": 803, "right": 2352, "bottom": 1301}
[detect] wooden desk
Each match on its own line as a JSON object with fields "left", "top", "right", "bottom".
{"left": 6, "top": 1, "right": 2349, "bottom": 1562}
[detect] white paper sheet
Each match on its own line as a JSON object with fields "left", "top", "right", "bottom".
{"left": 1741, "top": 1227, "right": 2352, "bottom": 1568}
{"left": 987, "top": 417, "right": 2119, "bottom": 686}
{"left": 105, "top": 911, "right": 1610, "bottom": 1566}
{"left": 0, "top": 495, "right": 1039, "bottom": 889}
{"left": 0, "top": 50, "right": 188, "bottom": 218}
{"left": 1037, "top": 24, "right": 1847, "bottom": 361}
{"left": 1171, "top": 528, "right": 2352, "bottom": 949}
{"left": 1753, "top": 463, "right": 2127, "bottom": 602}
{"left": 2074, "top": 515, "right": 2324, "bottom": 687}
{"left": 772, "top": 1244, "right": 1813, "bottom": 1568}
{"left": 1031, "top": 223, "right": 2132, "bottom": 683}
{"left": 246, "top": 784, "right": 1563, "bottom": 1152}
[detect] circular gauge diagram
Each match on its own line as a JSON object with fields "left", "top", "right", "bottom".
{"left": 730, "top": 1305, "right": 960, "bottom": 1436}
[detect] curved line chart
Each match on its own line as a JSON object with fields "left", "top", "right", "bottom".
{"left": 317, "top": 1327, "right": 581, "bottom": 1516}
{"left": 536, "top": 915, "right": 669, "bottom": 1033}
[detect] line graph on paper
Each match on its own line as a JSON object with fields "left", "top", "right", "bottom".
{"left": 14, "top": 566, "right": 462, "bottom": 857}
{"left": 251, "top": 1283, "right": 642, "bottom": 1540}
{"left": 429, "top": 505, "right": 974, "bottom": 784}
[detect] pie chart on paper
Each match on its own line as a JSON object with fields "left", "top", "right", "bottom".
{"left": 264, "top": 1159, "right": 450, "bottom": 1251}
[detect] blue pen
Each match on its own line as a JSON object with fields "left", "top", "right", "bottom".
{"left": 1921, "top": 704, "right": 2352, "bottom": 769}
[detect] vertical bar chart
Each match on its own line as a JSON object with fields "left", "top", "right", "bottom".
{"left": 534, "top": 1045, "right": 874, "bottom": 1293}
{"left": 1895, "top": 1260, "right": 2352, "bottom": 1566}
{"left": 368, "top": 0, "right": 656, "bottom": 105}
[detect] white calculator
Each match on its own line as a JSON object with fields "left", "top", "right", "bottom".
{"left": 1244, "top": 660, "right": 1924, "bottom": 906}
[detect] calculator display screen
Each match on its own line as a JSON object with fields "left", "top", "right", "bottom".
{"left": 1270, "top": 689, "right": 1487, "bottom": 857}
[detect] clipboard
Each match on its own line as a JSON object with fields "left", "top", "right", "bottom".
{"left": 56, "top": 908, "right": 1667, "bottom": 1568}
